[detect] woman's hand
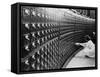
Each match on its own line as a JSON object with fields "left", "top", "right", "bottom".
{"left": 75, "top": 43, "right": 80, "bottom": 45}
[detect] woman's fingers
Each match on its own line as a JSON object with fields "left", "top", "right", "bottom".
{"left": 75, "top": 43, "right": 80, "bottom": 45}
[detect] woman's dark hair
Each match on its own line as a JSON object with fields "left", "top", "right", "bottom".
{"left": 84, "top": 35, "right": 91, "bottom": 42}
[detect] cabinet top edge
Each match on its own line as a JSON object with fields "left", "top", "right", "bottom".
{"left": 11, "top": 2, "right": 97, "bottom": 10}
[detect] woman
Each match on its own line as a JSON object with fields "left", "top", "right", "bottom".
{"left": 75, "top": 35, "right": 95, "bottom": 58}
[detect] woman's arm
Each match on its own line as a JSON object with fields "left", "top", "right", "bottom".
{"left": 75, "top": 42, "right": 87, "bottom": 47}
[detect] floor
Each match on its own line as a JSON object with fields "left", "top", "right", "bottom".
{"left": 65, "top": 48, "right": 95, "bottom": 68}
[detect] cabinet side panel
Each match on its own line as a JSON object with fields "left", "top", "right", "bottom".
{"left": 11, "top": 4, "right": 18, "bottom": 73}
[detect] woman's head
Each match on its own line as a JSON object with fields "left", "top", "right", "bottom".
{"left": 84, "top": 35, "right": 91, "bottom": 42}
